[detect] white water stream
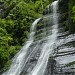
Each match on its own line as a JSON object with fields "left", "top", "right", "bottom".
{"left": 3, "top": 0, "right": 73, "bottom": 75}
{"left": 2, "top": 18, "right": 41, "bottom": 75}
{"left": 28, "top": 1, "right": 59, "bottom": 75}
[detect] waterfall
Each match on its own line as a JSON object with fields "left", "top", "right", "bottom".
{"left": 28, "top": 1, "right": 59, "bottom": 75}
{"left": 2, "top": 18, "right": 41, "bottom": 75}
{"left": 2, "top": 0, "right": 59, "bottom": 75}
{"left": 2, "top": 0, "right": 75, "bottom": 74}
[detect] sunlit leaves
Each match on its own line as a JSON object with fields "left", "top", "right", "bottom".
{"left": 72, "top": 6, "right": 75, "bottom": 22}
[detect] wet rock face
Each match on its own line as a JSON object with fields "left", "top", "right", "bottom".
{"left": 43, "top": 1, "right": 75, "bottom": 75}
{"left": 44, "top": 58, "right": 57, "bottom": 75}
{"left": 29, "top": 58, "right": 37, "bottom": 63}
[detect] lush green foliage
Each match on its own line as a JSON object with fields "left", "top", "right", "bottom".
{"left": 68, "top": 0, "right": 75, "bottom": 33}
{"left": 0, "top": 0, "right": 53, "bottom": 73}
{"left": 59, "top": 0, "right": 75, "bottom": 33}
{"left": 72, "top": 6, "right": 75, "bottom": 22}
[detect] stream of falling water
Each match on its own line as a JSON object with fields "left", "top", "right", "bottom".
{"left": 28, "top": 1, "right": 59, "bottom": 75}
{"left": 2, "top": 18, "right": 41, "bottom": 75}
{"left": 2, "top": 0, "right": 59, "bottom": 75}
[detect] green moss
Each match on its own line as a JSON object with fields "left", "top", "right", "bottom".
{"left": 0, "top": 60, "right": 12, "bottom": 74}
{"left": 68, "top": 0, "right": 75, "bottom": 33}
{"left": 66, "top": 61, "right": 75, "bottom": 67}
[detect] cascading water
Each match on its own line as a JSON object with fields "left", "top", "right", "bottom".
{"left": 27, "top": 1, "right": 59, "bottom": 75}
{"left": 3, "top": 0, "right": 75, "bottom": 74}
{"left": 2, "top": 0, "right": 59, "bottom": 75}
{"left": 2, "top": 18, "right": 41, "bottom": 75}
